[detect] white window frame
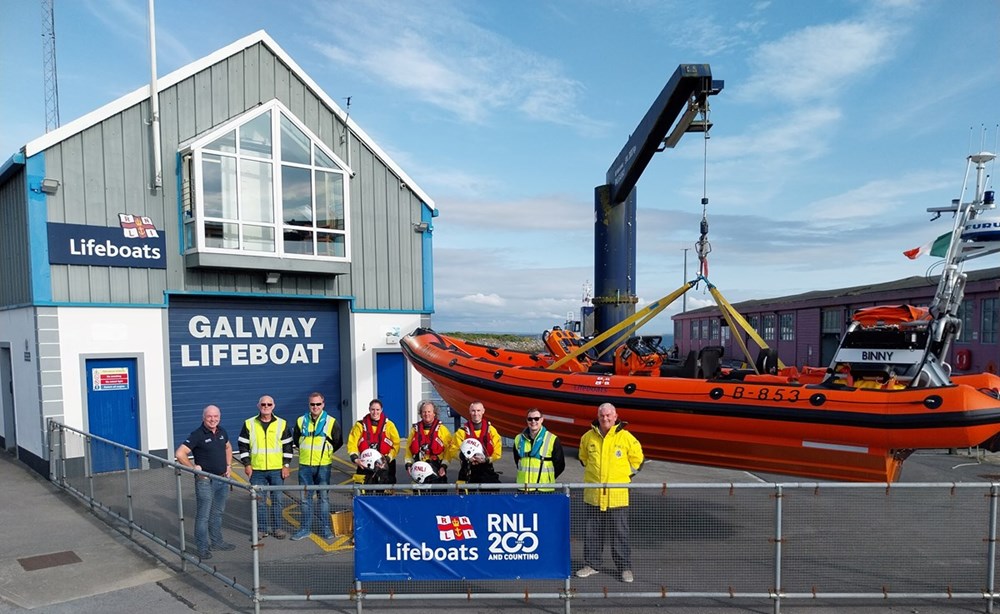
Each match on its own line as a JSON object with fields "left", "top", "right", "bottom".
{"left": 181, "top": 100, "right": 352, "bottom": 262}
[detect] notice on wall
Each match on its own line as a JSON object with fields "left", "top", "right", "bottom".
{"left": 92, "top": 367, "right": 130, "bottom": 391}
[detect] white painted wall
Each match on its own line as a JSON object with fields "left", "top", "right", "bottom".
{"left": 349, "top": 313, "right": 423, "bottom": 425}
{"left": 0, "top": 308, "right": 42, "bottom": 456}
{"left": 57, "top": 307, "right": 169, "bottom": 452}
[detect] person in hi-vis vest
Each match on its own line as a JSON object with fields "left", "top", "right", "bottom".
{"left": 290, "top": 392, "right": 342, "bottom": 541}
{"left": 512, "top": 407, "right": 565, "bottom": 491}
{"left": 237, "top": 395, "right": 293, "bottom": 539}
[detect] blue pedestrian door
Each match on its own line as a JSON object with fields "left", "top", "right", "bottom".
{"left": 376, "top": 352, "right": 407, "bottom": 436}
{"left": 86, "top": 358, "right": 140, "bottom": 472}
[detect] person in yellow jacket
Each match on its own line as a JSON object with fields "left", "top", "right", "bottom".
{"left": 290, "top": 392, "right": 342, "bottom": 541}
{"left": 575, "top": 402, "right": 644, "bottom": 584}
{"left": 447, "top": 401, "right": 502, "bottom": 484}
{"left": 346, "top": 399, "right": 401, "bottom": 484}
{"left": 237, "top": 395, "right": 293, "bottom": 539}
{"left": 405, "top": 400, "right": 452, "bottom": 482}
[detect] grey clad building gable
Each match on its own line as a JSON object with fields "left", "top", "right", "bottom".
{"left": 0, "top": 30, "right": 435, "bottom": 476}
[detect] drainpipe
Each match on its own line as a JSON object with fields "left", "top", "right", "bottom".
{"left": 147, "top": 0, "right": 162, "bottom": 190}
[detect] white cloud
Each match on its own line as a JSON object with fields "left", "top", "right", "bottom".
{"left": 739, "top": 20, "right": 898, "bottom": 105}
{"left": 307, "top": 0, "right": 604, "bottom": 131}
{"left": 458, "top": 293, "right": 506, "bottom": 307}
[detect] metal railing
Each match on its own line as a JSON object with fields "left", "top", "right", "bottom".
{"left": 47, "top": 420, "right": 1000, "bottom": 614}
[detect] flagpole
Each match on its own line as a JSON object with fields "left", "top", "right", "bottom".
{"left": 148, "top": 0, "right": 162, "bottom": 190}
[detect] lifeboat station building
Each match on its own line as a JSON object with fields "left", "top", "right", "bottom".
{"left": 674, "top": 268, "right": 1000, "bottom": 375}
{"left": 0, "top": 31, "right": 435, "bottom": 475}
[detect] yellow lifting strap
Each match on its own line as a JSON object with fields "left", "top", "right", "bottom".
{"left": 547, "top": 276, "right": 784, "bottom": 373}
{"left": 708, "top": 284, "right": 785, "bottom": 371}
{"left": 547, "top": 280, "right": 697, "bottom": 370}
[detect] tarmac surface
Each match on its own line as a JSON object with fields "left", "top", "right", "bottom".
{"left": 2, "top": 447, "right": 1000, "bottom": 614}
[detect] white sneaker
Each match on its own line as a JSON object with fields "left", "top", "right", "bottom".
{"left": 575, "top": 565, "right": 599, "bottom": 578}
{"left": 621, "top": 570, "right": 634, "bottom": 583}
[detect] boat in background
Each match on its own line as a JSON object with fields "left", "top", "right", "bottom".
{"left": 403, "top": 152, "right": 1000, "bottom": 482}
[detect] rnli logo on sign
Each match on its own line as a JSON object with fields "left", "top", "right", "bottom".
{"left": 118, "top": 213, "right": 160, "bottom": 238}
{"left": 486, "top": 513, "right": 540, "bottom": 560}
{"left": 437, "top": 515, "right": 477, "bottom": 541}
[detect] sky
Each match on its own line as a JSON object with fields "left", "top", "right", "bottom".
{"left": 2, "top": 0, "right": 999, "bottom": 334}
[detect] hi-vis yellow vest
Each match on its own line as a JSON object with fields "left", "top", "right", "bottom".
{"left": 297, "top": 413, "right": 336, "bottom": 466}
{"left": 245, "top": 416, "right": 288, "bottom": 470}
{"left": 515, "top": 430, "right": 558, "bottom": 491}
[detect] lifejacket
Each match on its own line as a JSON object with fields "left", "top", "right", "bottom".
{"left": 514, "top": 428, "right": 557, "bottom": 491}
{"left": 359, "top": 415, "right": 395, "bottom": 455}
{"left": 244, "top": 416, "right": 288, "bottom": 471}
{"left": 409, "top": 419, "right": 446, "bottom": 460}
{"left": 297, "top": 412, "right": 336, "bottom": 466}
{"left": 461, "top": 420, "right": 496, "bottom": 458}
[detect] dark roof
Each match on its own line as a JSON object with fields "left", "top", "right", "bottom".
{"left": 678, "top": 266, "right": 1000, "bottom": 317}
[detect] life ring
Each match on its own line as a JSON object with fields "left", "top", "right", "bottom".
{"left": 955, "top": 349, "right": 972, "bottom": 371}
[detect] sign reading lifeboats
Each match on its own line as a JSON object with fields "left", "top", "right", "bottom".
{"left": 354, "top": 493, "right": 570, "bottom": 580}
{"left": 91, "top": 367, "right": 130, "bottom": 391}
{"left": 47, "top": 214, "right": 166, "bottom": 269}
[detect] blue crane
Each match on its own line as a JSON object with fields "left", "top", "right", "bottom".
{"left": 593, "top": 64, "right": 723, "bottom": 347}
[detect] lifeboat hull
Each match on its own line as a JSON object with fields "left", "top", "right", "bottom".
{"left": 401, "top": 329, "right": 1000, "bottom": 482}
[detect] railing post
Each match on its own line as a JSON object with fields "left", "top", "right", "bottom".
{"left": 59, "top": 424, "right": 67, "bottom": 487}
{"left": 47, "top": 420, "right": 56, "bottom": 482}
{"left": 564, "top": 483, "right": 572, "bottom": 614}
{"left": 250, "top": 485, "right": 263, "bottom": 614}
{"left": 354, "top": 482, "right": 363, "bottom": 614}
{"left": 773, "top": 484, "right": 783, "bottom": 614}
{"left": 84, "top": 435, "right": 95, "bottom": 508}
{"left": 124, "top": 449, "right": 134, "bottom": 538}
{"left": 987, "top": 483, "right": 998, "bottom": 614}
{"left": 175, "top": 466, "right": 187, "bottom": 571}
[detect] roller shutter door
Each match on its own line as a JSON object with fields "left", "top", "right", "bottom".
{"left": 168, "top": 296, "right": 341, "bottom": 449}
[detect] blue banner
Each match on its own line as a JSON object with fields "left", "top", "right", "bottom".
{"left": 47, "top": 220, "right": 166, "bottom": 269}
{"left": 355, "top": 493, "right": 570, "bottom": 581}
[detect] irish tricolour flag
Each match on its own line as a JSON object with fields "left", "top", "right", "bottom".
{"left": 903, "top": 232, "right": 951, "bottom": 260}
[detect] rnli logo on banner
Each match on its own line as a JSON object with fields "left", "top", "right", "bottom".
{"left": 354, "top": 493, "right": 570, "bottom": 581}
{"left": 118, "top": 213, "right": 160, "bottom": 239}
{"left": 47, "top": 215, "right": 166, "bottom": 269}
{"left": 438, "top": 515, "right": 476, "bottom": 541}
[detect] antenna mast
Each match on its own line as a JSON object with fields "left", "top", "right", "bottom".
{"left": 41, "top": 0, "right": 60, "bottom": 132}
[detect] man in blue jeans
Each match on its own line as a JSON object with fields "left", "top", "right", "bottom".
{"left": 291, "top": 392, "right": 342, "bottom": 541}
{"left": 238, "top": 395, "right": 293, "bottom": 540}
{"left": 175, "top": 405, "right": 236, "bottom": 559}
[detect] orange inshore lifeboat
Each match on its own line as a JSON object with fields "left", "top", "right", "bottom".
{"left": 401, "top": 327, "right": 1000, "bottom": 482}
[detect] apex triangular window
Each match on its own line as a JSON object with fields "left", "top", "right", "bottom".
{"left": 181, "top": 100, "right": 350, "bottom": 262}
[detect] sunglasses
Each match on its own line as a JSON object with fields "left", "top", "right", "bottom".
{"left": 526, "top": 416, "right": 541, "bottom": 422}
{"left": 259, "top": 402, "right": 273, "bottom": 407}
{"left": 309, "top": 402, "right": 323, "bottom": 406}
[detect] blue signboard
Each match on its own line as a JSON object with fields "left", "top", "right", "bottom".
{"left": 47, "top": 216, "right": 166, "bottom": 269}
{"left": 355, "top": 493, "right": 570, "bottom": 581}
